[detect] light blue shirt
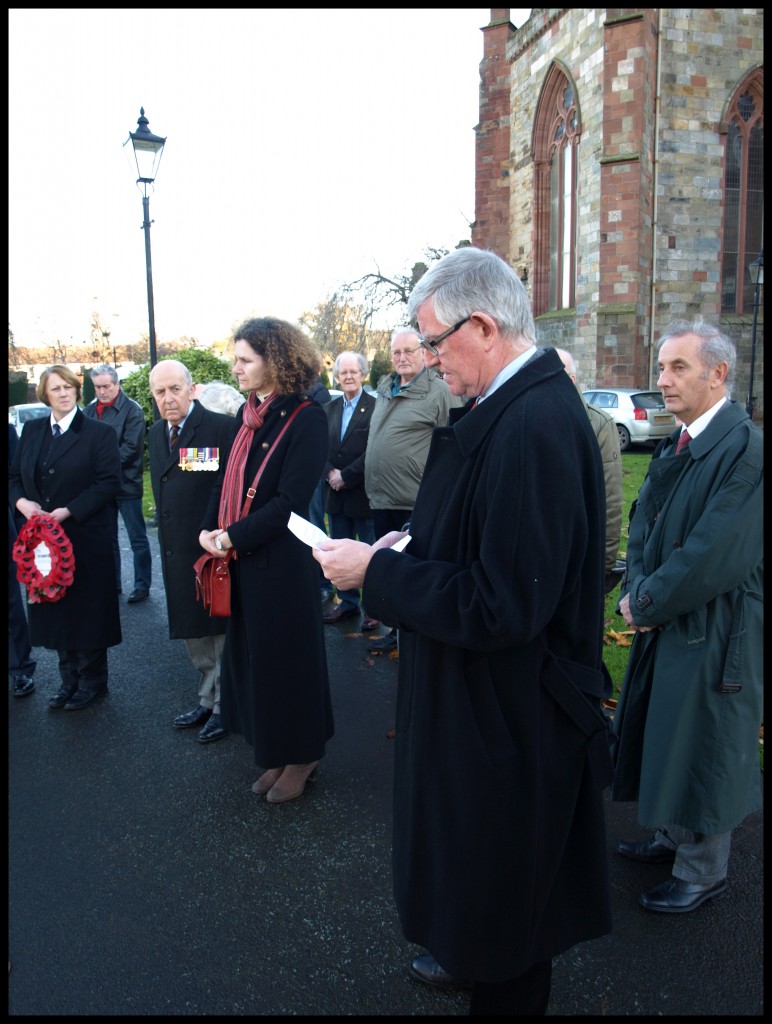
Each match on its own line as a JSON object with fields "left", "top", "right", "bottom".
{"left": 340, "top": 390, "right": 363, "bottom": 438}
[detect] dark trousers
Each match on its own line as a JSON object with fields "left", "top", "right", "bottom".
{"left": 372, "top": 508, "right": 412, "bottom": 540}
{"left": 110, "top": 499, "right": 152, "bottom": 592}
{"left": 9, "top": 508, "right": 36, "bottom": 680}
{"left": 371, "top": 509, "right": 411, "bottom": 637}
{"left": 57, "top": 649, "right": 108, "bottom": 695}
{"left": 327, "top": 511, "right": 374, "bottom": 609}
{"left": 469, "top": 960, "right": 552, "bottom": 1016}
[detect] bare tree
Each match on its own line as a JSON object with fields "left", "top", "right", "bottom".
{"left": 299, "top": 294, "right": 372, "bottom": 358}
{"left": 9, "top": 322, "right": 18, "bottom": 367}
{"left": 341, "top": 245, "right": 453, "bottom": 321}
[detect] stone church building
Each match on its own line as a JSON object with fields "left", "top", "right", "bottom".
{"left": 472, "top": 8, "right": 764, "bottom": 421}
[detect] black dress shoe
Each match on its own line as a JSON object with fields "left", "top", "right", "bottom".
{"left": 617, "top": 836, "right": 676, "bottom": 863}
{"left": 361, "top": 616, "right": 380, "bottom": 631}
{"left": 63, "top": 687, "right": 108, "bottom": 710}
{"left": 409, "top": 954, "right": 472, "bottom": 991}
{"left": 368, "top": 631, "right": 398, "bottom": 654}
{"left": 174, "top": 705, "right": 212, "bottom": 729}
{"left": 198, "top": 713, "right": 228, "bottom": 744}
{"left": 639, "top": 876, "right": 727, "bottom": 913}
{"left": 322, "top": 605, "right": 360, "bottom": 624}
{"left": 127, "top": 588, "right": 149, "bottom": 603}
{"left": 49, "top": 688, "right": 77, "bottom": 709}
{"left": 12, "top": 676, "right": 35, "bottom": 697}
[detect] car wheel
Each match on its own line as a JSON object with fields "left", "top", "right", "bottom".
{"left": 617, "top": 424, "right": 631, "bottom": 451}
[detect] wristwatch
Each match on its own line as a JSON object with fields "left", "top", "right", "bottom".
{"left": 215, "top": 534, "right": 224, "bottom": 551}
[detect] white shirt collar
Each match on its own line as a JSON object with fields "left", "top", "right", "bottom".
{"left": 683, "top": 396, "right": 727, "bottom": 439}
{"left": 476, "top": 345, "right": 537, "bottom": 404}
{"left": 50, "top": 407, "right": 78, "bottom": 433}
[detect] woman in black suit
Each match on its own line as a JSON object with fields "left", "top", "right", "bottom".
{"left": 9, "top": 365, "right": 123, "bottom": 710}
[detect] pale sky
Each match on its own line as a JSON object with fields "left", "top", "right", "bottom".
{"left": 9, "top": 8, "right": 531, "bottom": 351}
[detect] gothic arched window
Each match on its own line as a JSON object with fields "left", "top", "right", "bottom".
{"left": 532, "top": 65, "right": 581, "bottom": 315}
{"left": 721, "top": 71, "right": 763, "bottom": 315}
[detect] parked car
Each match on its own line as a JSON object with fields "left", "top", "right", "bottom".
{"left": 582, "top": 388, "right": 676, "bottom": 451}
{"left": 8, "top": 402, "right": 50, "bottom": 437}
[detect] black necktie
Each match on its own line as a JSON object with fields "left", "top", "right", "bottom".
{"left": 52, "top": 423, "right": 62, "bottom": 439}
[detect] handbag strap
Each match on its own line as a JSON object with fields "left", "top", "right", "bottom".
{"left": 239, "top": 400, "right": 311, "bottom": 519}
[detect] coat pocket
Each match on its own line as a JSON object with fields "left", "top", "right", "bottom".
{"left": 541, "top": 652, "right": 614, "bottom": 790}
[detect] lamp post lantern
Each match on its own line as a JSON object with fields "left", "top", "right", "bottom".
{"left": 124, "top": 107, "right": 166, "bottom": 381}
{"left": 746, "top": 249, "right": 764, "bottom": 420}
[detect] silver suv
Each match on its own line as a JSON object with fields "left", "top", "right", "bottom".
{"left": 582, "top": 388, "right": 676, "bottom": 451}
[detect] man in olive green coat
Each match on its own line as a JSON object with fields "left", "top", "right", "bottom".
{"left": 612, "top": 320, "right": 763, "bottom": 914}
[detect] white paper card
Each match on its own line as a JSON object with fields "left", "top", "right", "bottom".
{"left": 288, "top": 512, "right": 330, "bottom": 549}
{"left": 391, "top": 534, "right": 411, "bottom": 552}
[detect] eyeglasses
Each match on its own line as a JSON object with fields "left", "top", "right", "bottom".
{"left": 391, "top": 347, "right": 420, "bottom": 358}
{"left": 418, "top": 316, "right": 471, "bottom": 357}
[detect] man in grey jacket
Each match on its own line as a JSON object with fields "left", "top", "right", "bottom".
{"left": 363, "top": 329, "right": 463, "bottom": 651}
{"left": 84, "top": 364, "right": 152, "bottom": 603}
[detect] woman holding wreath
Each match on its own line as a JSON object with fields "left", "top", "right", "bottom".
{"left": 199, "top": 317, "right": 334, "bottom": 804}
{"left": 9, "top": 365, "right": 123, "bottom": 710}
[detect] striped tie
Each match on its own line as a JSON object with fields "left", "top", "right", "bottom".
{"left": 675, "top": 429, "right": 691, "bottom": 455}
{"left": 170, "top": 424, "right": 180, "bottom": 449}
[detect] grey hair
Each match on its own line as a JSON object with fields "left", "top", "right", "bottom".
{"left": 197, "top": 381, "right": 245, "bottom": 417}
{"left": 148, "top": 359, "right": 194, "bottom": 387}
{"left": 90, "top": 364, "right": 119, "bottom": 383}
{"left": 407, "top": 247, "right": 536, "bottom": 344}
{"left": 391, "top": 327, "right": 420, "bottom": 346}
{"left": 657, "top": 319, "right": 736, "bottom": 396}
{"left": 333, "top": 350, "right": 369, "bottom": 378}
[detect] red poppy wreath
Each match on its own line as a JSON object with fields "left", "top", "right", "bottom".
{"left": 12, "top": 514, "right": 75, "bottom": 604}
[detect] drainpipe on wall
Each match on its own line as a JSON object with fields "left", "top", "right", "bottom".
{"left": 647, "top": 7, "right": 663, "bottom": 388}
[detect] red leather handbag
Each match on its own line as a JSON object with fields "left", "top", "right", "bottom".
{"left": 193, "top": 549, "right": 233, "bottom": 617}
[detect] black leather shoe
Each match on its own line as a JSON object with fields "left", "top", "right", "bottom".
{"left": 12, "top": 676, "right": 35, "bottom": 697}
{"left": 49, "top": 688, "right": 76, "bottom": 709}
{"left": 198, "top": 713, "right": 228, "bottom": 744}
{"left": 409, "top": 954, "right": 472, "bottom": 991}
{"left": 617, "top": 836, "right": 677, "bottom": 864}
{"left": 322, "top": 605, "right": 359, "bottom": 624}
{"left": 174, "top": 705, "right": 212, "bottom": 729}
{"left": 639, "top": 876, "right": 727, "bottom": 913}
{"left": 368, "top": 632, "right": 398, "bottom": 654}
{"left": 63, "top": 687, "right": 107, "bottom": 710}
{"left": 127, "top": 588, "right": 149, "bottom": 603}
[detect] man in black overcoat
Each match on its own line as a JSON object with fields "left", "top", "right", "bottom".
{"left": 315, "top": 248, "right": 612, "bottom": 1016}
{"left": 148, "top": 360, "right": 237, "bottom": 743}
{"left": 321, "top": 350, "right": 376, "bottom": 626}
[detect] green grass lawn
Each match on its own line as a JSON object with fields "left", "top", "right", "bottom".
{"left": 603, "top": 450, "right": 651, "bottom": 696}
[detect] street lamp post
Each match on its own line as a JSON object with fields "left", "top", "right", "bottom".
{"left": 746, "top": 249, "right": 764, "bottom": 420}
{"left": 124, "top": 107, "right": 166, "bottom": 377}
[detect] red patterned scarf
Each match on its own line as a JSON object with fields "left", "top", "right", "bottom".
{"left": 218, "top": 391, "right": 277, "bottom": 529}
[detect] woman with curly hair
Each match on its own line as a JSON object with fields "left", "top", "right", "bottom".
{"left": 199, "top": 317, "right": 334, "bottom": 803}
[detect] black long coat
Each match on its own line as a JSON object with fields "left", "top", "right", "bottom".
{"left": 362, "top": 349, "right": 612, "bottom": 983}
{"left": 323, "top": 390, "right": 376, "bottom": 519}
{"left": 204, "top": 394, "right": 334, "bottom": 767}
{"left": 9, "top": 409, "right": 122, "bottom": 651}
{"left": 148, "top": 400, "right": 238, "bottom": 639}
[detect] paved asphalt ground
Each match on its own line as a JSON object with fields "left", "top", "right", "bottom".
{"left": 9, "top": 521, "right": 763, "bottom": 1015}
